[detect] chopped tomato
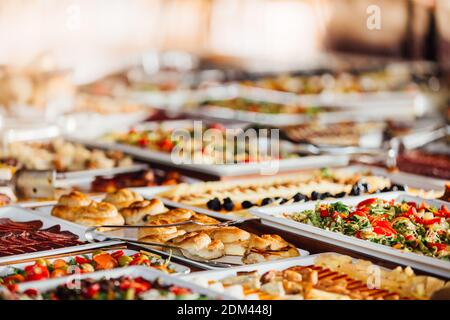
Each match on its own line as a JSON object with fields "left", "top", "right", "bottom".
{"left": 170, "top": 286, "right": 191, "bottom": 295}
{"left": 137, "top": 138, "right": 149, "bottom": 148}
{"left": 356, "top": 198, "right": 377, "bottom": 208}
{"left": 372, "top": 220, "right": 397, "bottom": 236}
{"left": 24, "top": 264, "right": 50, "bottom": 281}
{"left": 23, "top": 289, "right": 38, "bottom": 297}
{"left": 111, "top": 250, "right": 125, "bottom": 260}
{"left": 86, "top": 283, "right": 100, "bottom": 298}
{"left": 75, "top": 256, "right": 90, "bottom": 265}
{"left": 320, "top": 208, "right": 330, "bottom": 217}
{"left": 405, "top": 234, "right": 415, "bottom": 241}
{"left": 435, "top": 205, "right": 450, "bottom": 218}
{"left": 350, "top": 210, "right": 367, "bottom": 218}
{"left": 428, "top": 243, "right": 447, "bottom": 252}
{"left": 159, "top": 138, "right": 174, "bottom": 152}
{"left": 422, "top": 218, "right": 441, "bottom": 226}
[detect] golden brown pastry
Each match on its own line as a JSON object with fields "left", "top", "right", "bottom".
{"left": 208, "top": 227, "right": 250, "bottom": 256}
{"left": 138, "top": 229, "right": 186, "bottom": 244}
{"left": 103, "top": 188, "right": 144, "bottom": 210}
{"left": 172, "top": 232, "right": 225, "bottom": 260}
{"left": 57, "top": 191, "right": 92, "bottom": 207}
{"left": 52, "top": 201, "right": 124, "bottom": 228}
{"left": 119, "top": 199, "right": 168, "bottom": 225}
{"left": 179, "top": 213, "right": 220, "bottom": 232}
{"left": 242, "top": 234, "right": 299, "bottom": 264}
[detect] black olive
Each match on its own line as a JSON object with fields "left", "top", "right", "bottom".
{"left": 293, "top": 193, "right": 307, "bottom": 202}
{"left": 381, "top": 186, "right": 390, "bottom": 193}
{"left": 222, "top": 197, "right": 235, "bottom": 211}
{"left": 241, "top": 200, "right": 254, "bottom": 209}
{"left": 321, "top": 192, "right": 332, "bottom": 199}
{"left": 390, "top": 183, "right": 405, "bottom": 191}
{"left": 349, "top": 184, "right": 361, "bottom": 196}
{"left": 311, "top": 191, "right": 319, "bottom": 200}
{"left": 334, "top": 191, "right": 346, "bottom": 198}
{"left": 207, "top": 197, "right": 222, "bottom": 211}
{"left": 280, "top": 198, "right": 289, "bottom": 204}
{"left": 261, "top": 198, "right": 273, "bottom": 206}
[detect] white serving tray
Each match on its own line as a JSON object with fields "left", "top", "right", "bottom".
{"left": 0, "top": 248, "right": 190, "bottom": 278}
{"left": 33, "top": 196, "right": 309, "bottom": 270}
{"left": 85, "top": 141, "right": 350, "bottom": 177}
{"left": 185, "top": 84, "right": 420, "bottom": 125}
{"left": 182, "top": 253, "right": 322, "bottom": 282}
{"left": 0, "top": 206, "right": 122, "bottom": 264}
{"left": 250, "top": 194, "right": 450, "bottom": 278}
{"left": 90, "top": 226, "right": 309, "bottom": 271}
{"left": 324, "top": 164, "right": 448, "bottom": 192}
{"left": 2, "top": 266, "right": 231, "bottom": 300}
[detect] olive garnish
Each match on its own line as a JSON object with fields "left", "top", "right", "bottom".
{"left": 310, "top": 191, "right": 320, "bottom": 200}
{"left": 261, "top": 198, "right": 273, "bottom": 206}
{"left": 293, "top": 193, "right": 307, "bottom": 202}
{"left": 241, "top": 200, "right": 254, "bottom": 209}
{"left": 222, "top": 197, "right": 235, "bottom": 211}
{"left": 206, "top": 197, "right": 222, "bottom": 211}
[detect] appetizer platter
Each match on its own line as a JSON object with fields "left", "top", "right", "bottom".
{"left": 36, "top": 189, "right": 308, "bottom": 269}
{"left": 158, "top": 167, "right": 408, "bottom": 219}
{"left": 236, "top": 65, "right": 427, "bottom": 102}
{"left": 182, "top": 253, "right": 448, "bottom": 300}
{"left": 250, "top": 194, "right": 450, "bottom": 277}
{"left": 0, "top": 248, "right": 189, "bottom": 288}
{"left": 87, "top": 120, "right": 349, "bottom": 176}
{"left": 0, "top": 206, "right": 121, "bottom": 264}
{"left": 184, "top": 84, "right": 420, "bottom": 125}
{"left": 0, "top": 266, "right": 229, "bottom": 300}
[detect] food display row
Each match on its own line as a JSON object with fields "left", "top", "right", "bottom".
{"left": 0, "top": 165, "right": 447, "bottom": 299}
{"left": 0, "top": 59, "right": 448, "bottom": 301}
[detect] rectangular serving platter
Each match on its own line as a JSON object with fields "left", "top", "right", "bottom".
{"left": 32, "top": 195, "right": 309, "bottom": 270}
{"left": 68, "top": 119, "right": 350, "bottom": 176}
{"left": 329, "top": 164, "right": 448, "bottom": 192}
{"left": 250, "top": 194, "right": 450, "bottom": 278}
{"left": 88, "top": 224, "right": 310, "bottom": 271}
{"left": 0, "top": 248, "right": 190, "bottom": 278}
{"left": 184, "top": 84, "right": 420, "bottom": 125}
{"left": 0, "top": 206, "right": 122, "bottom": 265}
{"left": 0, "top": 265, "right": 232, "bottom": 300}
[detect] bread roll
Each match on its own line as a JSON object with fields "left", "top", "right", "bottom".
{"left": 103, "top": 188, "right": 144, "bottom": 210}
{"left": 57, "top": 191, "right": 92, "bottom": 207}
{"left": 120, "top": 199, "right": 168, "bottom": 225}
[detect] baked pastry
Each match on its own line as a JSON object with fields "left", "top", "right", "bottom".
{"left": 179, "top": 213, "right": 220, "bottom": 232}
{"left": 119, "top": 199, "right": 168, "bottom": 225}
{"left": 208, "top": 227, "right": 250, "bottom": 256}
{"left": 52, "top": 201, "right": 124, "bottom": 228}
{"left": 172, "top": 232, "right": 225, "bottom": 260}
{"left": 57, "top": 191, "right": 92, "bottom": 207}
{"left": 103, "top": 189, "right": 144, "bottom": 210}
{"left": 242, "top": 234, "right": 299, "bottom": 264}
{"left": 144, "top": 208, "right": 194, "bottom": 226}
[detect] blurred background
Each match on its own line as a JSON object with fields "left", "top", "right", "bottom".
{"left": 0, "top": 0, "right": 449, "bottom": 81}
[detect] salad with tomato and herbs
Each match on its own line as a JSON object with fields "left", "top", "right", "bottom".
{"left": 103, "top": 123, "right": 296, "bottom": 164}
{"left": 0, "top": 250, "right": 177, "bottom": 288}
{"left": 287, "top": 198, "right": 449, "bottom": 260}
{"left": 1, "top": 276, "right": 208, "bottom": 300}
